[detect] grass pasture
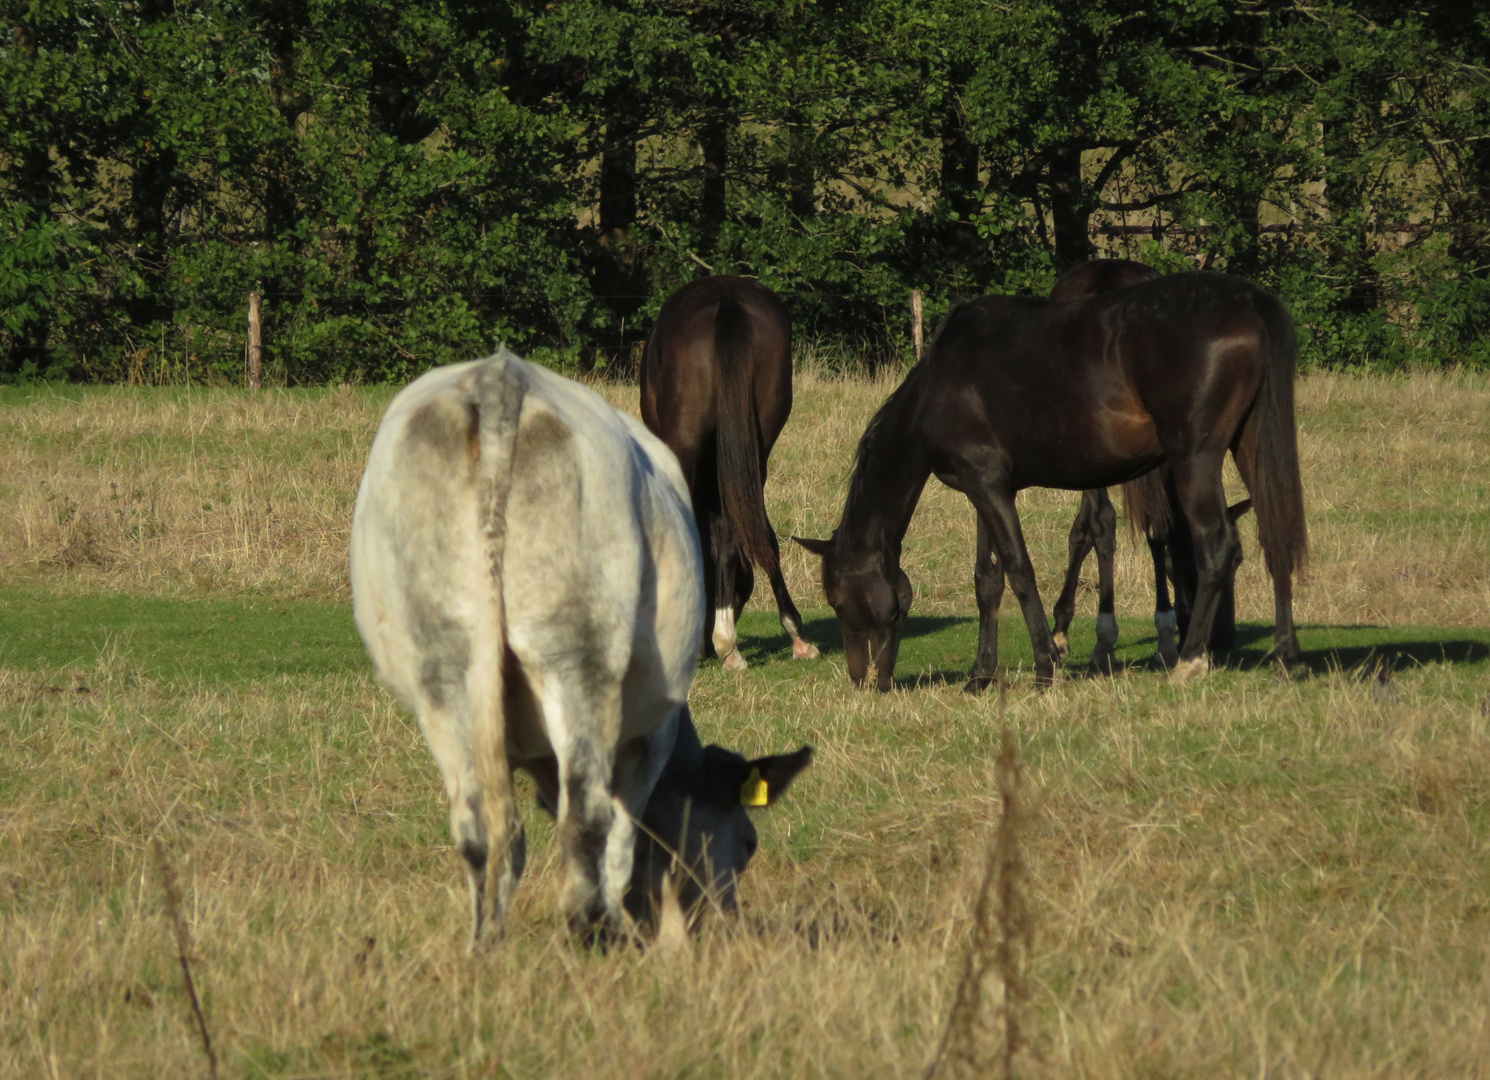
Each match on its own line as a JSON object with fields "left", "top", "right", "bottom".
{"left": 2, "top": 371, "right": 1489, "bottom": 1078}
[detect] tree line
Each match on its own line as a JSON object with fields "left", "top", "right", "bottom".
{"left": 4, "top": 0, "right": 1488, "bottom": 384}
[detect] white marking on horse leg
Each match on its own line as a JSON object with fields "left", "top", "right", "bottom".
{"left": 1154, "top": 609, "right": 1179, "bottom": 668}
{"left": 1052, "top": 630, "right": 1070, "bottom": 659}
{"left": 779, "top": 614, "right": 820, "bottom": 659}
{"left": 1091, "top": 613, "right": 1118, "bottom": 672}
{"left": 713, "top": 606, "right": 748, "bottom": 670}
{"left": 1170, "top": 653, "right": 1210, "bottom": 683}
{"left": 1095, "top": 613, "right": 1118, "bottom": 649}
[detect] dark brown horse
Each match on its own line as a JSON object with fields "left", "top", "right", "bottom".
{"left": 795, "top": 272, "right": 1307, "bottom": 691}
{"left": 641, "top": 276, "right": 817, "bottom": 669}
{"left": 1046, "top": 260, "right": 1250, "bottom": 670}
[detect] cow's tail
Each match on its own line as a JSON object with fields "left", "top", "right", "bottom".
{"left": 715, "top": 294, "right": 779, "bottom": 577}
{"left": 1240, "top": 292, "right": 1308, "bottom": 584}
{"left": 471, "top": 350, "right": 528, "bottom": 932}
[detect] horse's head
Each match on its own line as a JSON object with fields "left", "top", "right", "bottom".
{"left": 793, "top": 534, "right": 912, "bottom": 692}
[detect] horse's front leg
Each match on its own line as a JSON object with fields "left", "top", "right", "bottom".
{"left": 963, "top": 480, "right": 1059, "bottom": 689}
{"left": 966, "top": 513, "right": 1004, "bottom": 693}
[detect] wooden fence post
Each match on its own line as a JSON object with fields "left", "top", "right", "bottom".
{"left": 910, "top": 289, "right": 924, "bottom": 362}
{"left": 246, "top": 288, "right": 263, "bottom": 389}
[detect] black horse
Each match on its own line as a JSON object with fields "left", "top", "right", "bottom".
{"left": 1046, "top": 260, "right": 1251, "bottom": 670}
{"left": 641, "top": 276, "right": 817, "bottom": 668}
{"left": 795, "top": 272, "right": 1307, "bottom": 691}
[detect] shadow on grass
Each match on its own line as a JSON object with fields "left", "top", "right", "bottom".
{"left": 1101, "top": 622, "right": 1490, "bottom": 680}
{"left": 736, "top": 613, "right": 969, "bottom": 666}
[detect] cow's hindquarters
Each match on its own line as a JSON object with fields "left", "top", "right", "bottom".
{"left": 350, "top": 357, "right": 529, "bottom": 947}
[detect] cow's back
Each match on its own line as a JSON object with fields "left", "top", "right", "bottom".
{"left": 351, "top": 353, "right": 703, "bottom": 756}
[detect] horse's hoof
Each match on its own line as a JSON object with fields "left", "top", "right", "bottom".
{"left": 1170, "top": 655, "right": 1209, "bottom": 683}
{"left": 1089, "top": 647, "right": 1117, "bottom": 675}
{"left": 792, "top": 639, "right": 820, "bottom": 660}
{"left": 1155, "top": 644, "right": 1180, "bottom": 670}
{"left": 1052, "top": 631, "right": 1070, "bottom": 659}
{"left": 963, "top": 674, "right": 996, "bottom": 694}
{"left": 723, "top": 649, "right": 749, "bottom": 672}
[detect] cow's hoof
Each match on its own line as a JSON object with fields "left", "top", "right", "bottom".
{"left": 723, "top": 649, "right": 749, "bottom": 672}
{"left": 1170, "top": 654, "right": 1210, "bottom": 683}
{"left": 792, "top": 639, "right": 820, "bottom": 660}
{"left": 1052, "top": 631, "right": 1070, "bottom": 659}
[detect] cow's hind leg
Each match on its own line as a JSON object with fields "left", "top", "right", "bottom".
{"left": 536, "top": 674, "right": 633, "bottom": 938}
{"left": 420, "top": 710, "right": 525, "bottom": 949}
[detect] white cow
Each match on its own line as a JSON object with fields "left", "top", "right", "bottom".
{"left": 351, "top": 348, "right": 812, "bottom": 943}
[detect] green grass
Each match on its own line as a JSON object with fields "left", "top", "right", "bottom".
{"left": 0, "top": 586, "right": 363, "bottom": 686}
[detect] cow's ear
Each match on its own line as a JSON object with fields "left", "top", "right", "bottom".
{"left": 739, "top": 746, "right": 814, "bottom": 808}
{"left": 792, "top": 536, "right": 833, "bottom": 558}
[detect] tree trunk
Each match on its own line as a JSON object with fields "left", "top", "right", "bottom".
{"left": 699, "top": 111, "right": 729, "bottom": 261}
{"left": 1322, "top": 118, "right": 1378, "bottom": 315}
{"left": 593, "top": 102, "right": 643, "bottom": 370}
{"left": 786, "top": 110, "right": 816, "bottom": 223}
{"left": 939, "top": 83, "right": 983, "bottom": 267}
{"left": 1046, "top": 146, "right": 1095, "bottom": 270}
{"left": 127, "top": 143, "right": 179, "bottom": 332}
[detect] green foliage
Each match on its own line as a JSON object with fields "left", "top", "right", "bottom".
{"left": 3, "top": 0, "right": 1490, "bottom": 379}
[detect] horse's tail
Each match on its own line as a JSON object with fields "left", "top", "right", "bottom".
{"left": 1242, "top": 292, "right": 1308, "bottom": 583}
{"left": 1121, "top": 469, "right": 1171, "bottom": 541}
{"left": 471, "top": 351, "right": 528, "bottom": 926}
{"left": 715, "top": 294, "right": 779, "bottom": 577}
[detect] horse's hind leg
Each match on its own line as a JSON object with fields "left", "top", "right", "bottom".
{"left": 1167, "top": 456, "right": 1242, "bottom": 682}
{"left": 1148, "top": 533, "right": 1180, "bottom": 668}
{"left": 764, "top": 530, "right": 819, "bottom": 659}
{"left": 1090, "top": 490, "right": 1119, "bottom": 674}
{"left": 710, "top": 513, "right": 749, "bottom": 671}
{"left": 1051, "top": 490, "right": 1101, "bottom": 659}
{"left": 966, "top": 513, "right": 1005, "bottom": 693}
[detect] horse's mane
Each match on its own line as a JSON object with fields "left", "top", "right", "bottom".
{"left": 841, "top": 359, "right": 930, "bottom": 528}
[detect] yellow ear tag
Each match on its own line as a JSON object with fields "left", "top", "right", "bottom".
{"left": 740, "top": 767, "right": 769, "bottom": 807}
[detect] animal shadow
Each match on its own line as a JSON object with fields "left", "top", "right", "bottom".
{"left": 1213, "top": 623, "right": 1490, "bottom": 677}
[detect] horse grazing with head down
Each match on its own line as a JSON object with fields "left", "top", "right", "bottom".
{"left": 796, "top": 272, "right": 1307, "bottom": 691}
{"left": 1045, "top": 259, "right": 1251, "bottom": 670}
{"left": 641, "top": 276, "right": 818, "bottom": 670}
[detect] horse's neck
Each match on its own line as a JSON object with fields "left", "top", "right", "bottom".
{"left": 839, "top": 388, "right": 930, "bottom": 554}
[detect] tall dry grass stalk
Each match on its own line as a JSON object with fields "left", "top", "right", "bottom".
{"left": 152, "top": 837, "right": 219, "bottom": 1080}
{"left": 927, "top": 687, "right": 1030, "bottom": 1080}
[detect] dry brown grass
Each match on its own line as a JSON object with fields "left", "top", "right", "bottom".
{"left": 3, "top": 370, "right": 1486, "bottom": 625}
{"left": 1, "top": 370, "right": 1489, "bottom": 1077}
